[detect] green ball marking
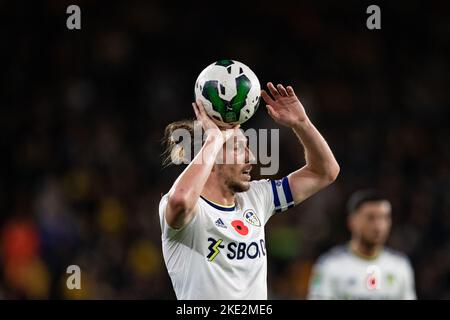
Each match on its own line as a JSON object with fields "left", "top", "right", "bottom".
{"left": 215, "top": 59, "right": 235, "bottom": 67}
{"left": 201, "top": 75, "right": 252, "bottom": 123}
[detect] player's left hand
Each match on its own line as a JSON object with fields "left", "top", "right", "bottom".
{"left": 261, "top": 82, "right": 308, "bottom": 127}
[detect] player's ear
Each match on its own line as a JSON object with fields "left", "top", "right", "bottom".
{"left": 347, "top": 213, "right": 356, "bottom": 232}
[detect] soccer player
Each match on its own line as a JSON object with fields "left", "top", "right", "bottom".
{"left": 159, "top": 82, "right": 340, "bottom": 299}
{"left": 307, "top": 189, "right": 417, "bottom": 300}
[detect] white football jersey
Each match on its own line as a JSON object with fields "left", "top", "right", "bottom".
{"left": 307, "top": 245, "right": 416, "bottom": 300}
{"left": 159, "top": 178, "right": 294, "bottom": 300}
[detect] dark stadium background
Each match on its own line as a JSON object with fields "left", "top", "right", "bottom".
{"left": 1, "top": 0, "right": 449, "bottom": 299}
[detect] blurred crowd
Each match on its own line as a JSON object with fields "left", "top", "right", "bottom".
{"left": 1, "top": 1, "right": 449, "bottom": 299}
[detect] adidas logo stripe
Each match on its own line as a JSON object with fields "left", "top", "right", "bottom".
{"left": 215, "top": 218, "right": 227, "bottom": 229}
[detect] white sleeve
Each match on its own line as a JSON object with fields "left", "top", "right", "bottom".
{"left": 402, "top": 259, "right": 417, "bottom": 300}
{"left": 248, "top": 177, "right": 295, "bottom": 225}
{"left": 307, "top": 258, "right": 337, "bottom": 300}
{"left": 159, "top": 194, "right": 199, "bottom": 239}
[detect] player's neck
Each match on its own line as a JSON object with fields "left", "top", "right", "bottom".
{"left": 349, "top": 240, "right": 382, "bottom": 260}
{"left": 202, "top": 179, "right": 236, "bottom": 207}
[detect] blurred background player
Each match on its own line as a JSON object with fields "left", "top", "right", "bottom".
{"left": 307, "top": 189, "right": 416, "bottom": 299}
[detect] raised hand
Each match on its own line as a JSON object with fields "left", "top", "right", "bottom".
{"left": 261, "top": 82, "right": 308, "bottom": 127}
{"left": 192, "top": 100, "right": 236, "bottom": 142}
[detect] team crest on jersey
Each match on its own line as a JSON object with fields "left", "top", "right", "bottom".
{"left": 243, "top": 209, "right": 261, "bottom": 227}
{"left": 386, "top": 273, "right": 396, "bottom": 285}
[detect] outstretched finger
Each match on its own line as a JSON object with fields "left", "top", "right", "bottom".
{"left": 192, "top": 102, "right": 201, "bottom": 120}
{"left": 267, "top": 82, "right": 280, "bottom": 98}
{"left": 261, "top": 89, "right": 275, "bottom": 105}
{"left": 277, "top": 84, "right": 288, "bottom": 97}
{"left": 266, "top": 104, "right": 279, "bottom": 119}
{"left": 195, "top": 99, "right": 208, "bottom": 117}
{"left": 286, "top": 86, "right": 296, "bottom": 96}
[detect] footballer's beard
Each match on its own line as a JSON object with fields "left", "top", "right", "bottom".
{"left": 224, "top": 165, "right": 252, "bottom": 193}
{"left": 359, "top": 232, "right": 387, "bottom": 253}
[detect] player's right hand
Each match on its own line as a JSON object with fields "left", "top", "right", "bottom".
{"left": 192, "top": 100, "right": 237, "bottom": 143}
